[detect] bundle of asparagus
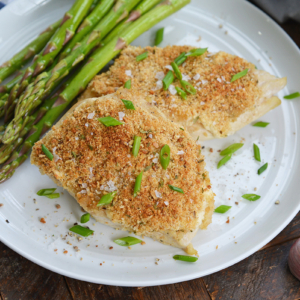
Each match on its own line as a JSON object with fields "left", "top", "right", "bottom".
{"left": 0, "top": 0, "right": 190, "bottom": 183}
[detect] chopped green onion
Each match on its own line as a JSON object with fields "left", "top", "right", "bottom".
{"left": 114, "top": 236, "right": 142, "bottom": 246}
{"left": 242, "top": 194, "right": 261, "bottom": 201}
{"left": 169, "top": 185, "right": 184, "bottom": 194}
{"left": 160, "top": 144, "right": 170, "bottom": 170}
{"left": 136, "top": 52, "right": 148, "bottom": 62}
{"left": 283, "top": 92, "right": 300, "bottom": 99}
{"left": 220, "top": 143, "right": 243, "bottom": 156}
{"left": 41, "top": 144, "right": 53, "bottom": 161}
{"left": 180, "top": 80, "right": 197, "bottom": 95}
{"left": 121, "top": 99, "right": 135, "bottom": 110}
{"left": 171, "top": 62, "right": 182, "bottom": 80}
{"left": 253, "top": 143, "right": 261, "bottom": 162}
{"left": 80, "top": 213, "right": 90, "bottom": 224}
{"left": 180, "top": 127, "right": 184, "bottom": 131}
{"left": 132, "top": 136, "right": 141, "bottom": 157}
{"left": 124, "top": 80, "right": 131, "bottom": 89}
{"left": 253, "top": 121, "right": 269, "bottom": 128}
{"left": 173, "top": 255, "right": 198, "bottom": 262}
{"left": 174, "top": 52, "right": 187, "bottom": 66}
{"left": 155, "top": 28, "right": 164, "bottom": 46}
{"left": 217, "top": 154, "right": 232, "bottom": 169}
{"left": 231, "top": 68, "right": 248, "bottom": 82}
{"left": 98, "top": 116, "right": 123, "bottom": 127}
{"left": 37, "top": 188, "right": 56, "bottom": 196}
{"left": 186, "top": 48, "right": 207, "bottom": 57}
{"left": 45, "top": 193, "right": 60, "bottom": 199}
{"left": 134, "top": 171, "right": 143, "bottom": 197}
{"left": 163, "top": 71, "right": 174, "bottom": 90}
{"left": 258, "top": 163, "right": 268, "bottom": 175}
{"left": 97, "top": 191, "right": 117, "bottom": 206}
{"left": 69, "top": 225, "right": 94, "bottom": 237}
{"left": 176, "top": 86, "right": 187, "bottom": 100}
{"left": 214, "top": 205, "right": 231, "bottom": 213}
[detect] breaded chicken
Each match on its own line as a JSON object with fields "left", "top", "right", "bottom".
{"left": 80, "top": 45, "right": 286, "bottom": 140}
{"left": 31, "top": 89, "right": 214, "bottom": 252}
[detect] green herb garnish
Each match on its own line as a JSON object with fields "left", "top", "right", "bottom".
{"left": 160, "top": 144, "right": 170, "bottom": 170}
{"left": 253, "top": 143, "right": 261, "bottom": 162}
{"left": 80, "top": 213, "right": 90, "bottom": 224}
{"left": 220, "top": 143, "right": 243, "bottom": 156}
{"left": 258, "top": 163, "right": 268, "bottom": 175}
{"left": 169, "top": 185, "right": 184, "bottom": 194}
{"left": 214, "top": 205, "right": 231, "bottom": 213}
{"left": 134, "top": 172, "right": 143, "bottom": 197}
{"left": 253, "top": 121, "right": 269, "bottom": 128}
{"left": 174, "top": 52, "right": 187, "bottom": 66}
{"left": 132, "top": 136, "right": 141, "bottom": 157}
{"left": 97, "top": 191, "right": 117, "bottom": 206}
{"left": 121, "top": 99, "right": 135, "bottom": 110}
{"left": 283, "top": 92, "right": 300, "bottom": 100}
{"left": 176, "top": 86, "right": 187, "bottom": 100}
{"left": 69, "top": 225, "right": 94, "bottom": 237}
{"left": 37, "top": 188, "right": 56, "bottom": 196}
{"left": 242, "top": 194, "right": 261, "bottom": 201}
{"left": 180, "top": 80, "right": 197, "bottom": 94}
{"left": 114, "top": 236, "right": 142, "bottom": 246}
{"left": 231, "top": 69, "right": 248, "bottom": 82}
{"left": 163, "top": 71, "right": 174, "bottom": 90}
{"left": 41, "top": 144, "right": 53, "bottom": 161}
{"left": 136, "top": 52, "right": 148, "bottom": 62}
{"left": 171, "top": 62, "right": 182, "bottom": 80}
{"left": 45, "top": 193, "right": 60, "bottom": 199}
{"left": 98, "top": 116, "right": 123, "bottom": 127}
{"left": 173, "top": 255, "right": 198, "bottom": 262}
{"left": 155, "top": 28, "right": 164, "bottom": 46}
{"left": 186, "top": 48, "right": 207, "bottom": 57}
{"left": 217, "top": 154, "right": 232, "bottom": 169}
{"left": 124, "top": 80, "right": 131, "bottom": 89}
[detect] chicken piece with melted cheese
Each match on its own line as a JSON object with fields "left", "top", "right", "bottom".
{"left": 80, "top": 45, "right": 286, "bottom": 140}
{"left": 31, "top": 89, "right": 215, "bottom": 252}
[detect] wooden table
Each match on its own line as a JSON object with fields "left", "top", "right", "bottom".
{"left": 1, "top": 3, "right": 300, "bottom": 300}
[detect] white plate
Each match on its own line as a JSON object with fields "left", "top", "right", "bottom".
{"left": 0, "top": 0, "right": 300, "bottom": 287}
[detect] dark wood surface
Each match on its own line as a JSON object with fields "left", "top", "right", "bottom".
{"left": 1, "top": 3, "right": 300, "bottom": 300}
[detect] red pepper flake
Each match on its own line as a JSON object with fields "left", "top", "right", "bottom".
{"left": 63, "top": 250, "right": 68, "bottom": 254}
{"left": 235, "top": 202, "right": 239, "bottom": 205}
{"left": 40, "top": 218, "right": 46, "bottom": 224}
{"left": 100, "top": 263, "right": 102, "bottom": 266}
{"left": 0, "top": 203, "right": 3, "bottom": 207}
{"left": 55, "top": 204, "right": 61, "bottom": 209}
{"left": 141, "top": 241, "right": 146, "bottom": 245}
{"left": 109, "top": 246, "right": 113, "bottom": 250}
{"left": 54, "top": 249, "right": 58, "bottom": 252}
{"left": 226, "top": 219, "right": 230, "bottom": 224}
{"left": 209, "top": 148, "right": 213, "bottom": 153}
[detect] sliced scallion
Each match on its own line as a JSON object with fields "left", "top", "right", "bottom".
{"left": 37, "top": 188, "right": 56, "bottom": 196}
{"left": 132, "top": 136, "right": 141, "bottom": 157}
{"left": 253, "top": 121, "right": 269, "bottom": 128}
{"left": 174, "top": 52, "right": 187, "bottom": 66}
{"left": 220, "top": 143, "right": 243, "bottom": 156}
{"left": 180, "top": 80, "right": 197, "bottom": 95}
{"left": 155, "top": 28, "right": 164, "bottom": 46}
{"left": 171, "top": 62, "right": 182, "bottom": 80}
{"left": 98, "top": 116, "right": 123, "bottom": 127}
{"left": 173, "top": 255, "right": 198, "bottom": 262}
{"left": 69, "top": 225, "right": 94, "bottom": 237}
{"left": 121, "top": 99, "right": 135, "bottom": 110}
{"left": 97, "top": 191, "right": 117, "bottom": 206}
{"left": 283, "top": 92, "right": 300, "bottom": 100}
{"left": 163, "top": 71, "right": 174, "bottom": 90}
{"left": 231, "top": 68, "right": 248, "bottom": 82}
{"left": 45, "top": 193, "right": 60, "bottom": 199}
{"left": 258, "top": 163, "right": 268, "bottom": 175}
{"left": 80, "top": 213, "right": 90, "bottom": 224}
{"left": 124, "top": 80, "right": 131, "bottom": 89}
{"left": 214, "top": 205, "right": 231, "bottom": 214}
{"left": 136, "top": 51, "right": 148, "bottom": 62}
{"left": 41, "top": 144, "right": 53, "bottom": 161}
{"left": 134, "top": 172, "right": 143, "bottom": 197}
{"left": 176, "top": 86, "right": 187, "bottom": 100}
{"left": 253, "top": 143, "right": 261, "bottom": 162}
{"left": 160, "top": 144, "right": 170, "bottom": 170}
{"left": 186, "top": 48, "right": 207, "bottom": 57}
{"left": 217, "top": 154, "right": 232, "bottom": 169}
{"left": 169, "top": 185, "right": 184, "bottom": 194}
{"left": 242, "top": 194, "right": 261, "bottom": 201}
{"left": 114, "top": 236, "right": 142, "bottom": 246}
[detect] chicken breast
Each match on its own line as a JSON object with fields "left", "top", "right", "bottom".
{"left": 80, "top": 45, "right": 286, "bottom": 140}
{"left": 31, "top": 89, "right": 214, "bottom": 252}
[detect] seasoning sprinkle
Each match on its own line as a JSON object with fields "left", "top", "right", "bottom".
{"left": 171, "top": 62, "right": 182, "bottom": 80}
{"left": 124, "top": 80, "right": 131, "bottom": 89}
{"left": 121, "top": 99, "right": 135, "bottom": 110}
{"left": 253, "top": 121, "right": 270, "bottom": 128}
{"left": 258, "top": 163, "right": 268, "bottom": 175}
{"left": 169, "top": 185, "right": 184, "bottom": 194}
{"left": 136, "top": 52, "right": 148, "bottom": 62}
{"left": 69, "top": 225, "right": 94, "bottom": 237}
{"left": 163, "top": 71, "right": 174, "bottom": 90}
{"left": 173, "top": 255, "right": 198, "bottom": 262}
{"left": 283, "top": 92, "right": 300, "bottom": 100}
{"left": 98, "top": 116, "right": 123, "bottom": 127}
{"left": 242, "top": 194, "right": 261, "bottom": 201}
{"left": 220, "top": 143, "right": 243, "bottom": 156}
{"left": 155, "top": 28, "right": 164, "bottom": 46}
{"left": 160, "top": 144, "right": 170, "bottom": 170}
{"left": 114, "top": 236, "right": 142, "bottom": 246}
{"left": 231, "top": 68, "right": 248, "bottom": 82}
{"left": 134, "top": 172, "right": 143, "bottom": 197}
{"left": 97, "top": 191, "right": 117, "bottom": 206}
{"left": 214, "top": 205, "right": 232, "bottom": 214}
{"left": 217, "top": 154, "right": 232, "bottom": 169}
{"left": 132, "top": 136, "right": 141, "bottom": 157}
{"left": 176, "top": 86, "right": 187, "bottom": 100}
{"left": 41, "top": 144, "right": 53, "bottom": 161}
{"left": 253, "top": 143, "right": 261, "bottom": 162}
{"left": 81, "top": 213, "right": 90, "bottom": 224}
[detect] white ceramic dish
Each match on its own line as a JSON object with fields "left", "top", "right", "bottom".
{"left": 0, "top": 0, "right": 299, "bottom": 287}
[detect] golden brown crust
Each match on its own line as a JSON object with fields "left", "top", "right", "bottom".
{"left": 31, "top": 89, "right": 214, "bottom": 247}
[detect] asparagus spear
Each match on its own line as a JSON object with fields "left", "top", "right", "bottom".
{"left": 59, "top": 0, "right": 115, "bottom": 59}
{"left": 2, "top": 0, "right": 141, "bottom": 144}
{"left": 0, "top": 20, "right": 61, "bottom": 84}
{"left": 0, "top": 0, "right": 190, "bottom": 184}
{"left": 3, "top": 0, "right": 93, "bottom": 120}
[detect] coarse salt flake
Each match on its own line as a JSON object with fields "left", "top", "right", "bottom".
{"left": 87, "top": 112, "right": 95, "bottom": 119}
{"left": 217, "top": 78, "right": 222, "bottom": 83}
{"left": 168, "top": 84, "right": 177, "bottom": 95}
{"left": 85, "top": 123, "right": 89, "bottom": 127}
{"left": 118, "top": 112, "right": 125, "bottom": 121}
{"left": 125, "top": 70, "right": 132, "bottom": 77}
{"left": 165, "top": 65, "right": 173, "bottom": 70}
{"left": 155, "top": 71, "right": 165, "bottom": 80}
{"left": 148, "top": 134, "right": 153, "bottom": 138}
{"left": 193, "top": 73, "right": 200, "bottom": 80}
{"left": 52, "top": 147, "right": 62, "bottom": 162}
{"left": 177, "top": 150, "right": 185, "bottom": 155}
{"left": 155, "top": 190, "right": 162, "bottom": 198}
{"left": 164, "top": 201, "right": 169, "bottom": 206}
{"left": 182, "top": 74, "right": 191, "bottom": 81}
